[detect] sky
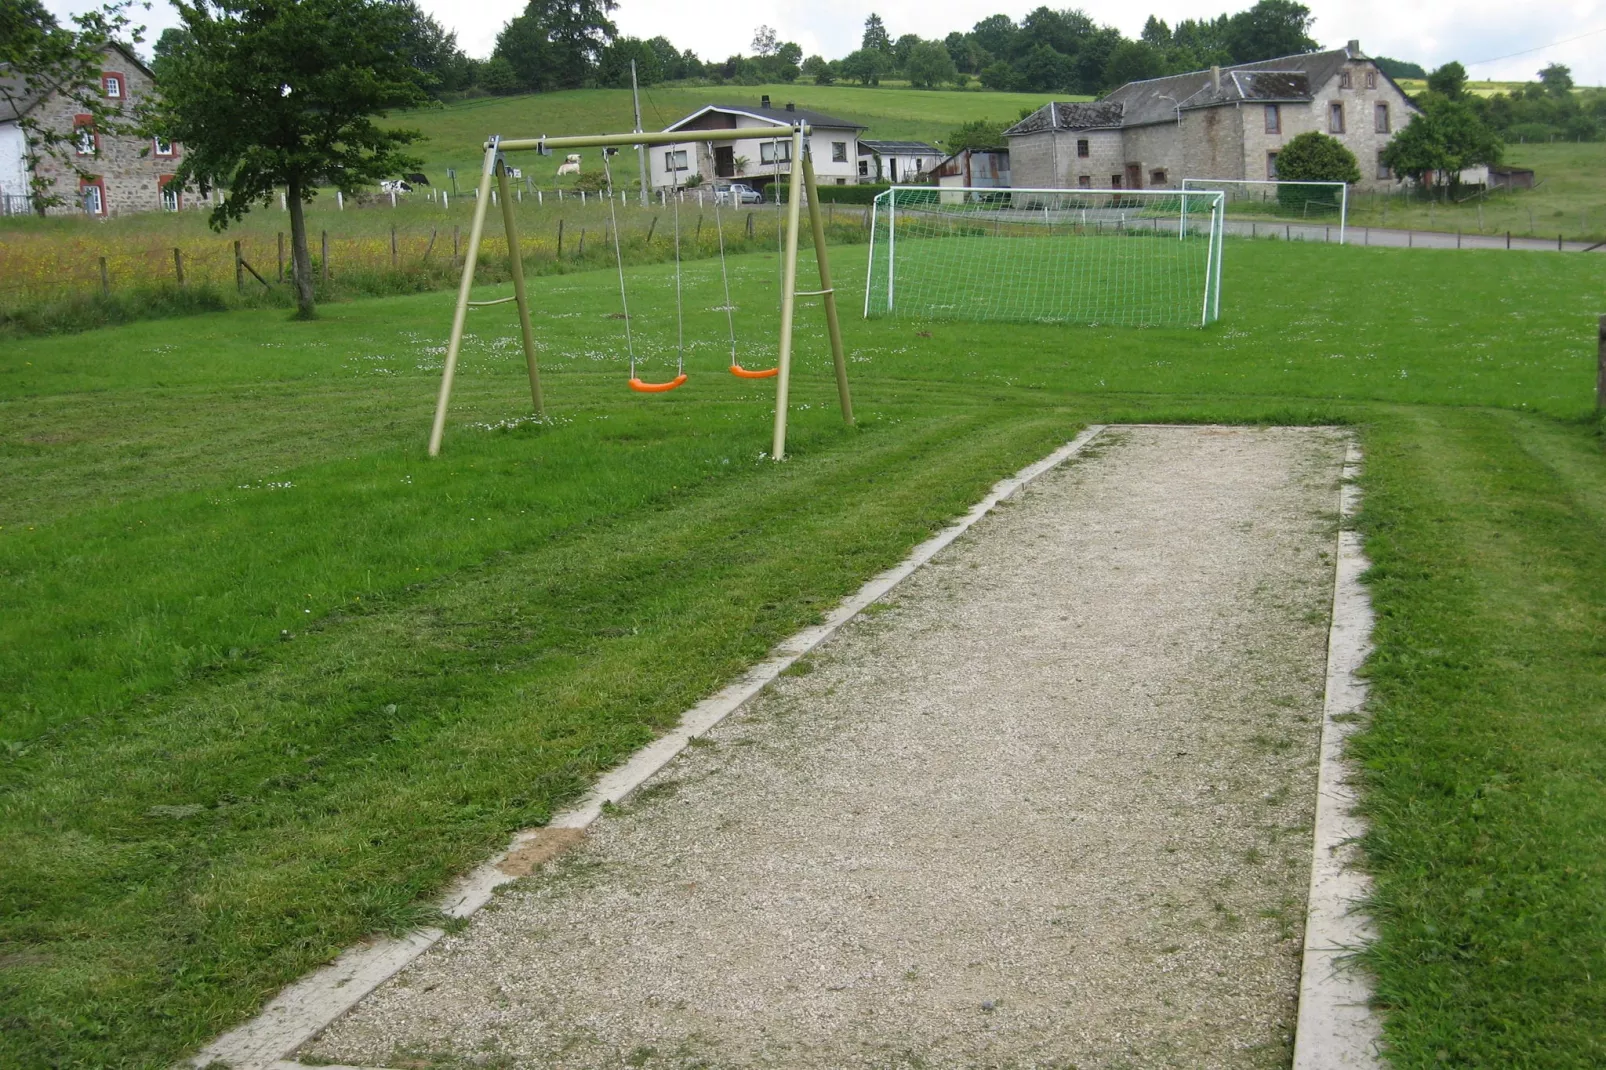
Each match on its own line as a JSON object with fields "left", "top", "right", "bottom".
{"left": 46, "top": 0, "right": 1606, "bottom": 86}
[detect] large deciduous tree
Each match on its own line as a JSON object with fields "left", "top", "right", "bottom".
{"left": 905, "top": 41, "right": 957, "bottom": 88}
{"left": 0, "top": 0, "right": 143, "bottom": 214}
{"left": 1381, "top": 100, "right": 1502, "bottom": 193}
{"left": 147, "top": 0, "right": 428, "bottom": 319}
{"left": 494, "top": 0, "right": 617, "bottom": 93}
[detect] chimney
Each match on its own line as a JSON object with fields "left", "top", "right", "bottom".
{"left": 1347, "top": 39, "right": 1361, "bottom": 56}
{"left": 1210, "top": 65, "right": 1221, "bottom": 92}
{"left": 785, "top": 101, "right": 795, "bottom": 112}
{"left": 761, "top": 94, "right": 771, "bottom": 109}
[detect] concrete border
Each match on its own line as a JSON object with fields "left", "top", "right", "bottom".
{"left": 191, "top": 425, "right": 1110, "bottom": 1070}
{"left": 1292, "top": 440, "right": 1384, "bottom": 1069}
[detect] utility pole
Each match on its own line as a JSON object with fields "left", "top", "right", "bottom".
{"left": 632, "top": 60, "right": 649, "bottom": 206}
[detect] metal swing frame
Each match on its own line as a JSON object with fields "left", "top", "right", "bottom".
{"left": 427, "top": 122, "right": 854, "bottom": 460}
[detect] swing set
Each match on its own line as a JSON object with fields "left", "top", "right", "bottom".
{"left": 426, "top": 121, "right": 854, "bottom": 460}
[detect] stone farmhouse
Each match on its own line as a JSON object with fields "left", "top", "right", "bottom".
{"left": 0, "top": 43, "right": 197, "bottom": 217}
{"left": 1004, "top": 42, "right": 1418, "bottom": 193}
{"left": 656, "top": 99, "right": 866, "bottom": 193}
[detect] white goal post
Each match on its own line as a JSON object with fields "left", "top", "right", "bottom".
{"left": 866, "top": 186, "right": 1225, "bottom": 328}
{"left": 1181, "top": 178, "right": 1348, "bottom": 245}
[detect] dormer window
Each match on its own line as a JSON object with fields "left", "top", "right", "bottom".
{"left": 102, "top": 73, "right": 124, "bottom": 99}
{"left": 153, "top": 137, "right": 176, "bottom": 157}
{"left": 1365, "top": 70, "right": 1377, "bottom": 90}
{"left": 1339, "top": 70, "right": 1352, "bottom": 89}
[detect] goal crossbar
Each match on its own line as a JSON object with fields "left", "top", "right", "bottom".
{"left": 867, "top": 186, "right": 1225, "bottom": 328}
{"left": 1181, "top": 178, "right": 1348, "bottom": 245}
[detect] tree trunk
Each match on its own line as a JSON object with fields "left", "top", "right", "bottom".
{"left": 286, "top": 176, "right": 316, "bottom": 319}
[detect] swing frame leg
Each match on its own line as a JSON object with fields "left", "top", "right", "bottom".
{"left": 772, "top": 126, "right": 806, "bottom": 462}
{"left": 802, "top": 152, "right": 853, "bottom": 427}
{"left": 497, "top": 157, "right": 544, "bottom": 417}
{"left": 429, "top": 141, "right": 499, "bottom": 457}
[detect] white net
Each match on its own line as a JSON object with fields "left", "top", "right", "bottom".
{"left": 1181, "top": 178, "right": 1348, "bottom": 228}
{"left": 865, "top": 187, "right": 1224, "bottom": 328}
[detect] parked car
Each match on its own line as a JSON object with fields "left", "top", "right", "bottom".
{"left": 715, "top": 182, "right": 764, "bottom": 205}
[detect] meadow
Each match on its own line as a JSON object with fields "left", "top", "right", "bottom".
{"left": 2, "top": 237, "right": 1605, "bottom": 1069}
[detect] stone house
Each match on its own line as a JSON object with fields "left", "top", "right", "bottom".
{"left": 1004, "top": 42, "right": 1418, "bottom": 193}
{"left": 656, "top": 99, "right": 866, "bottom": 193}
{"left": 0, "top": 42, "right": 197, "bottom": 216}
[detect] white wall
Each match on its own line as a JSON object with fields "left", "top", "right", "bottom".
{"left": 653, "top": 115, "right": 861, "bottom": 189}
{"left": 0, "top": 122, "right": 30, "bottom": 208}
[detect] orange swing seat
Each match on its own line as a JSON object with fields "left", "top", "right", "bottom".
{"left": 729, "top": 363, "right": 778, "bottom": 379}
{"left": 629, "top": 373, "right": 689, "bottom": 393}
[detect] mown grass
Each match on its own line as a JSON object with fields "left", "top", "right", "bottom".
{"left": 1, "top": 239, "right": 1604, "bottom": 1068}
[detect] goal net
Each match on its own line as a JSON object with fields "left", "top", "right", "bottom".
{"left": 1181, "top": 178, "right": 1348, "bottom": 243}
{"left": 865, "top": 187, "right": 1224, "bottom": 328}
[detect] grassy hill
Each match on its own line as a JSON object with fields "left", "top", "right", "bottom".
{"left": 397, "top": 84, "right": 1073, "bottom": 184}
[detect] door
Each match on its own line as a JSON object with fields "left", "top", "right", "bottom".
{"left": 1126, "top": 163, "right": 1143, "bottom": 190}
{"left": 714, "top": 146, "right": 735, "bottom": 178}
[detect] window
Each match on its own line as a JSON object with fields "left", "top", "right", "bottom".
{"left": 79, "top": 177, "right": 105, "bottom": 215}
{"left": 73, "top": 115, "right": 97, "bottom": 156}
{"left": 1150, "top": 168, "right": 1167, "bottom": 186}
{"left": 1264, "top": 104, "right": 1280, "bottom": 134}
{"left": 1267, "top": 151, "right": 1279, "bottom": 179}
{"left": 1375, "top": 103, "right": 1390, "bottom": 133}
{"left": 858, "top": 159, "right": 868, "bottom": 176}
{"left": 835, "top": 177, "right": 846, "bottom": 186}
{"left": 102, "top": 73, "right": 123, "bottom": 98}
{"left": 1377, "top": 151, "right": 1391, "bottom": 180}
{"left": 759, "top": 140, "right": 792, "bottom": 164}
{"left": 1110, "top": 173, "right": 1122, "bottom": 189}
{"left": 1077, "top": 138, "right": 1089, "bottom": 158}
{"left": 914, "top": 158, "right": 923, "bottom": 172}
{"left": 1329, "top": 102, "right": 1345, "bottom": 133}
{"left": 153, "top": 137, "right": 175, "bottom": 158}
{"left": 159, "top": 175, "right": 180, "bottom": 211}
{"left": 663, "top": 149, "right": 688, "bottom": 172}
{"left": 1365, "top": 70, "right": 1377, "bottom": 90}
{"left": 1339, "top": 70, "right": 1352, "bottom": 89}
{"left": 1077, "top": 175, "right": 1091, "bottom": 188}
{"left": 831, "top": 141, "right": 847, "bottom": 163}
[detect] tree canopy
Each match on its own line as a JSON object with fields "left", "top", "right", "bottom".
{"left": 493, "top": 0, "right": 617, "bottom": 93}
{"left": 1382, "top": 100, "right": 1503, "bottom": 190}
{"left": 1271, "top": 131, "right": 1359, "bottom": 211}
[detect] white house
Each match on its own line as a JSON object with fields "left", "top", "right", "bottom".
{"left": 655, "top": 98, "right": 866, "bottom": 194}
{"left": 857, "top": 139, "right": 942, "bottom": 183}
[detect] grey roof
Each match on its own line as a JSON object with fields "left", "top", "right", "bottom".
{"left": 858, "top": 139, "right": 940, "bottom": 155}
{"left": 665, "top": 102, "right": 867, "bottom": 133}
{"left": 1003, "top": 101, "right": 1125, "bottom": 136}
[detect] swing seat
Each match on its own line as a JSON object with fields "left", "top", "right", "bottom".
{"left": 629, "top": 374, "right": 688, "bottom": 394}
{"left": 729, "top": 363, "right": 779, "bottom": 379}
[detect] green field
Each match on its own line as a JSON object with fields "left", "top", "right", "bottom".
{"left": 2, "top": 240, "right": 1605, "bottom": 1068}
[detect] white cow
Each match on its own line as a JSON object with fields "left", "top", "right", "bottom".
{"left": 556, "top": 153, "right": 582, "bottom": 176}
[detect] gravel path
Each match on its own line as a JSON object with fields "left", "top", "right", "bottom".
{"left": 305, "top": 425, "right": 1348, "bottom": 1070}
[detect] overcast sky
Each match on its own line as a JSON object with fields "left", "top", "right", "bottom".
{"left": 48, "top": 0, "right": 1606, "bottom": 85}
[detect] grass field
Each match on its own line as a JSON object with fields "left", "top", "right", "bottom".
{"left": 2, "top": 239, "right": 1605, "bottom": 1068}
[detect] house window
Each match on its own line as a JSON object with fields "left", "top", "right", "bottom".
{"left": 80, "top": 177, "right": 105, "bottom": 215}
{"left": 832, "top": 141, "right": 847, "bottom": 163}
{"left": 914, "top": 158, "right": 923, "bottom": 172}
{"left": 1150, "top": 168, "right": 1167, "bottom": 186}
{"left": 1264, "top": 104, "right": 1280, "bottom": 134}
{"left": 858, "top": 159, "right": 868, "bottom": 176}
{"left": 663, "top": 149, "right": 688, "bottom": 172}
{"left": 1365, "top": 70, "right": 1377, "bottom": 90}
{"left": 759, "top": 140, "right": 792, "bottom": 164}
{"left": 1078, "top": 175, "right": 1091, "bottom": 188}
{"left": 1375, "top": 104, "right": 1390, "bottom": 133}
{"left": 1267, "top": 151, "right": 1279, "bottom": 179}
{"left": 102, "top": 73, "right": 124, "bottom": 98}
{"left": 153, "top": 137, "right": 175, "bottom": 157}
{"left": 1339, "top": 70, "right": 1352, "bottom": 90}
{"left": 1077, "top": 138, "right": 1090, "bottom": 158}
{"left": 159, "top": 175, "right": 180, "bottom": 211}
{"left": 1110, "top": 174, "right": 1122, "bottom": 189}
{"left": 836, "top": 178, "right": 846, "bottom": 185}
{"left": 73, "top": 115, "right": 97, "bottom": 155}
{"left": 1377, "top": 152, "right": 1391, "bottom": 180}
{"left": 1329, "top": 103, "right": 1345, "bottom": 133}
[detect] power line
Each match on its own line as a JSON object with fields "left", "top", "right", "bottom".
{"left": 1466, "top": 25, "right": 1606, "bottom": 67}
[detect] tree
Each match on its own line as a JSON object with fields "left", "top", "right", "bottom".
{"left": 494, "top": 0, "right": 617, "bottom": 93}
{"left": 969, "top": 14, "right": 1017, "bottom": 61}
{"left": 1141, "top": 15, "right": 1170, "bottom": 47}
{"left": 1070, "top": 26, "right": 1123, "bottom": 93}
{"left": 862, "top": 13, "right": 891, "bottom": 54}
{"left": 979, "top": 60, "right": 1015, "bottom": 91}
{"left": 1382, "top": 99, "right": 1501, "bottom": 192}
{"left": 1021, "top": 6, "right": 1094, "bottom": 57}
{"left": 479, "top": 55, "right": 519, "bottom": 94}
{"left": 395, "top": 0, "right": 471, "bottom": 95}
{"left": 750, "top": 24, "right": 777, "bottom": 56}
{"left": 802, "top": 54, "right": 833, "bottom": 84}
{"left": 892, "top": 33, "right": 921, "bottom": 69}
{"left": 1372, "top": 55, "right": 1426, "bottom": 80}
{"left": 0, "top": 0, "right": 144, "bottom": 214}
{"left": 842, "top": 47, "right": 886, "bottom": 86}
{"left": 598, "top": 37, "right": 660, "bottom": 87}
{"left": 943, "top": 117, "right": 1008, "bottom": 152}
{"left": 1104, "top": 39, "right": 1163, "bottom": 87}
{"left": 1425, "top": 61, "right": 1467, "bottom": 100}
{"left": 905, "top": 40, "right": 957, "bottom": 88}
{"left": 1016, "top": 43, "right": 1073, "bottom": 92}
{"left": 1223, "top": 0, "right": 1316, "bottom": 64}
{"left": 1538, "top": 63, "right": 1573, "bottom": 96}
{"left": 1272, "top": 131, "right": 1359, "bottom": 211}
{"left": 148, "top": 0, "right": 427, "bottom": 318}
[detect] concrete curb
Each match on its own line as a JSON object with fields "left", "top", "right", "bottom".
{"left": 1292, "top": 440, "right": 1384, "bottom": 1069}
{"left": 191, "top": 425, "right": 1110, "bottom": 1070}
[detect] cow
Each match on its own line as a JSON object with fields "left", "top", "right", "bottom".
{"left": 556, "top": 153, "right": 582, "bottom": 176}
{"left": 403, "top": 172, "right": 430, "bottom": 186}
{"left": 379, "top": 179, "right": 412, "bottom": 194}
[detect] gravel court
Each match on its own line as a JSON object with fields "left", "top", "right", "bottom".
{"left": 304, "top": 425, "right": 1349, "bottom": 1070}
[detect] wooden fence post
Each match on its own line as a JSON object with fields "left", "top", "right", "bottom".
{"left": 321, "top": 230, "right": 329, "bottom": 282}
{"left": 452, "top": 224, "right": 460, "bottom": 265}
{"left": 578, "top": 227, "right": 586, "bottom": 257}
{"left": 173, "top": 247, "right": 185, "bottom": 287}
{"left": 556, "top": 218, "right": 564, "bottom": 257}
{"left": 277, "top": 232, "right": 285, "bottom": 282}
{"left": 1598, "top": 315, "right": 1606, "bottom": 412}
{"left": 390, "top": 224, "right": 398, "bottom": 268}
{"left": 98, "top": 256, "right": 110, "bottom": 297}
{"left": 645, "top": 215, "right": 657, "bottom": 244}
{"left": 234, "top": 240, "right": 244, "bottom": 292}
{"left": 746, "top": 211, "right": 755, "bottom": 238}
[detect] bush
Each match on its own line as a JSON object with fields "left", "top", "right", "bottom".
{"left": 1273, "top": 131, "right": 1360, "bottom": 213}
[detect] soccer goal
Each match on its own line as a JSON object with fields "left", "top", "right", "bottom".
{"left": 865, "top": 187, "right": 1225, "bottom": 328}
{"left": 1181, "top": 178, "right": 1349, "bottom": 244}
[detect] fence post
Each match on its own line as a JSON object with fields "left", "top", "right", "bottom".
{"left": 578, "top": 228, "right": 586, "bottom": 257}
{"left": 556, "top": 218, "right": 564, "bottom": 258}
{"left": 1507, "top": 231, "right": 1511, "bottom": 250}
{"left": 98, "top": 256, "right": 110, "bottom": 297}
{"left": 234, "top": 240, "right": 244, "bottom": 292}
{"left": 1559, "top": 233, "right": 1564, "bottom": 251}
{"left": 390, "top": 224, "right": 398, "bottom": 268}
{"left": 277, "top": 232, "right": 285, "bottom": 282}
{"left": 645, "top": 215, "right": 657, "bottom": 244}
{"left": 453, "top": 224, "right": 460, "bottom": 265}
{"left": 337, "top": 191, "right": 343, "bottom": 211}
{"left": 1598, "top": 315, "right": 1606, "bottom": 412}
{"left": 746, "top": 211, "right": 754, "bottom": 238}
{"left": 173, "top": 247, "right": 185, "bottom": 287}
{"left": 321, "top": 230, "right": 329, "bottom": 282}
{"left": 1457, "top": 229, "right": 1462, "bottom": 249}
